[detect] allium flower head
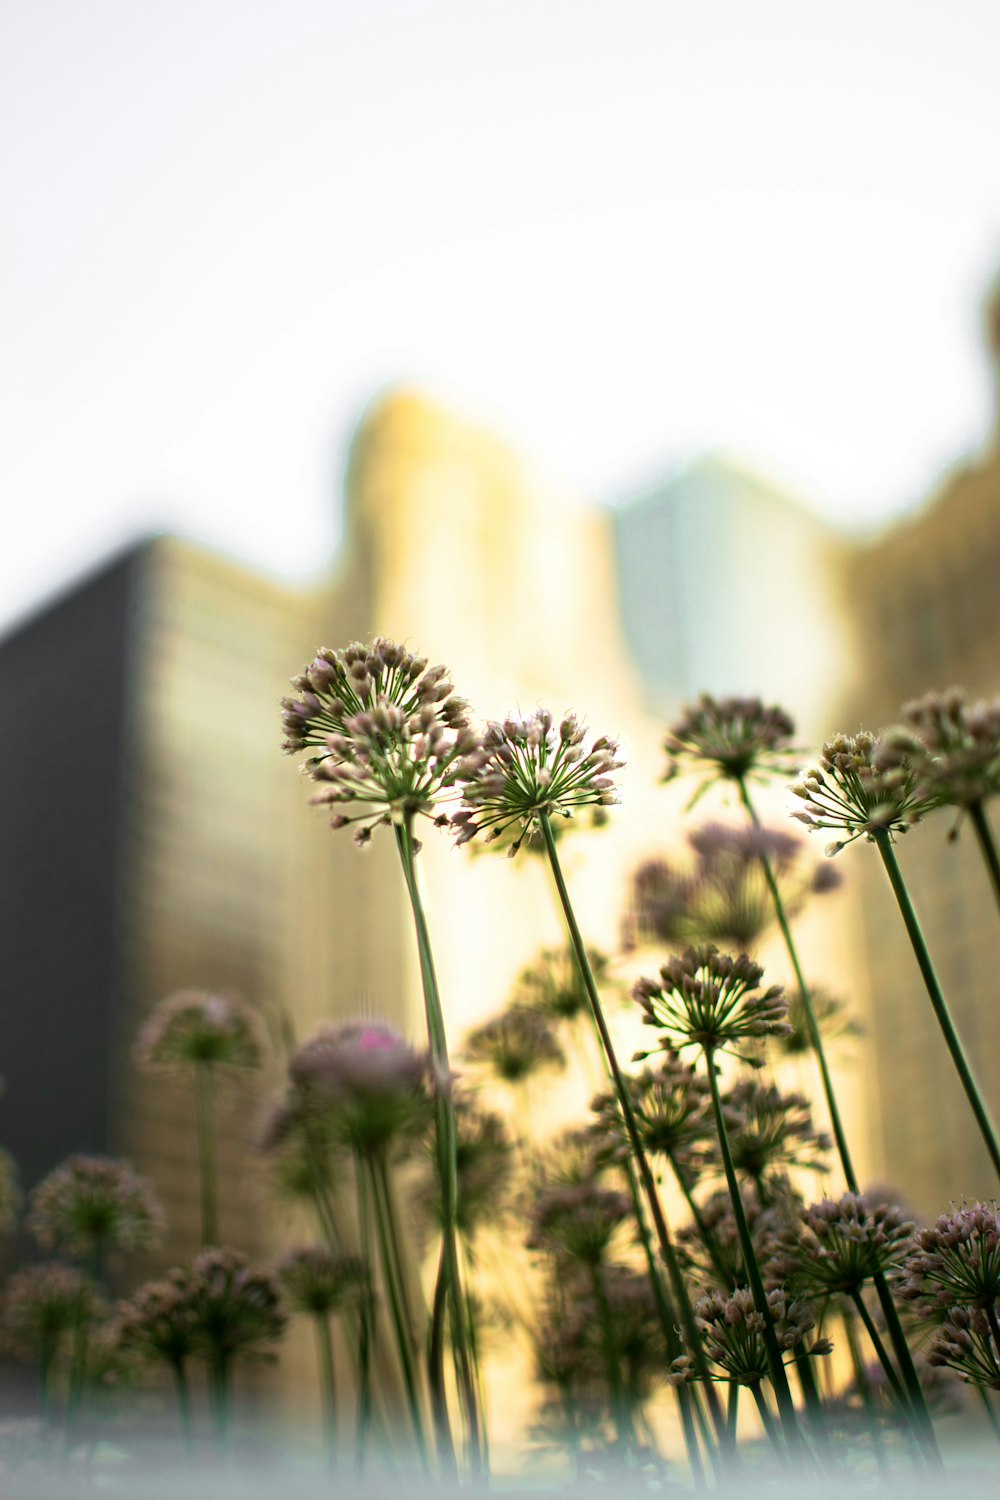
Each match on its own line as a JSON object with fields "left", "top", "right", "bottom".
{"left": 281, "top": 637, "right": 476, "bottom": 844}
{"left": 778, "top": 984, "right": 863, "bottom": 1059}
{"left": 590, "top": 1056, "right": 711, "bottom": 1182}
{"left": 276, "top": 1247, "right": 369, "bottom": 1317}
{"left": 1, "top": 1263, "right": 101, "bottom": 1361}
{"left": 790, "top": 1192, "right": 914, "bottom": 1297}
{"left": 900, "top": 1202, "right": 1000, "bottom": 1313}
{"left": 662, "top": 695, "right": 798, "bottom": 798}
{"left": 433, "top": 1099, "right": 515, "bottom": 1237}
{"left": 927, "top": 1305, "right": 1000, "bottom": 1389}
{"left": 722, "top": 1078, "right": 831, "bottom": 1188}
{"left": 463, "top": 1005, "right": 565, "bottom": 1084}
{"left": 790, "top": 730, "right": 936, "bottom": 855}
{"left": 633, "top": 945, "right": 791, "bottom": 1061}
{"left": 516, "top": 945, "right": 613, "bottom": 1025}
{"left": 187, "top": 1247, "right": 287, "bottom": 1361}
{"left": 136, "top": 990, "right": 266, "bottom": 1075}
{"left": 114, "top": 1272, "right": 199, "bottom": 1369}
{"left": 690, "top": 1286, "right": 820, "bottom": 1386}
{"left": 526, "top": 1182, "right": 632, "bottom": 1267}
{"left": 286, "top": 1022, "right": 432, "bottom": 1154}
{"left": 451, "top": 709, "right": 622, "bottom": 856}
{"left": 27, "top": 1155, "right": 165, "bottom": 1260}
{"left": 678, "top": 1187, "right": 794, "bottom": 1293}
{"left": 900, "top": 688, "right": 1000, "bottom": 810}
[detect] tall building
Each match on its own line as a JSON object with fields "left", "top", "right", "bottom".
{"left": 837, "top": 380, "right": 1000, "bottom": 1213}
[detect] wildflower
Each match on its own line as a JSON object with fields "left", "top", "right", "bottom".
{"left": 778, "top": 984, "right": 863, "bottom": 1060}
{"left": 286, "top": 1022, "right": 432, "bottom": 1156}
{"left": 662, "top": 695, "right": 798, "bottom": 797}
{"left": 27, "top": 1156, "right": 164, "bottom": 1261}
{"left": 451, "top": 710, "right": 622, "bottom": 856}
{"left": 691, "top": 1286, "right": 822, "bottom": 1385}
{"left": 281, "top": 638, "right": 476, "bottom": 844}
{"left": 790, "top": 731, "right": 935, "bottom": 855}
{"left": 516, "top": 945, "right": 614, "bottom": 1026}
{"left": 900, "top": 1202, "right": 1000, "bottom": 1313}
{"left": 463, "top": 1005, "right": 565, "bottom": 1085}
{"left": 900, "top": 687, "right": 1000, "bottom": 810}
{"left": 187, "top": 1247, "right": 287, "bottom": 1365}
{"left": 721, "top": 1078, "right": 831, "bottom": 1191}
{"left": 276, "top": 1247, "right": 369, "bottom": 1318}
{"left": 624, "top": 858, "right": 695, "bottom": 950}
{"left": 926, "top": 1305, "right": 1000, "bottom": 1389}
{"left": 421, "top": 1099, "right": 515, "bottom": 1238}
{"left": 590, "top": 1056, "right": 712, "bottom": 1183}
{"left": 633, "top": 946, "right": 791, "bottom": 1061}
{"left": 527, "top": 1183, "right": 632, "bottom": 1267}
{"left": 787, "top": 1193, "right": 915, "bottom": 1298}
{"left": 0, "top": 1263, "right": 101, "bottom": 1364}
{"left": 677, "top": 1186, "right": 793, "bottom": 1292}
{"left": 135, "top": 990, "right": 266, "bottom": 1075}
{"left": 114, "top": 1272, "right": 200, "bottom": 1370}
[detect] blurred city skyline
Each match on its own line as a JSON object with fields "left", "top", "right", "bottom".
{"left": 5, "top": 0, "right": 1000, "bottom": 635}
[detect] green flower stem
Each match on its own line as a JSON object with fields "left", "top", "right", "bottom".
{"left": 848, "top": 1289, "right": 907, "bottom": 1409}
{"left": 194, "top": 1064, "right": 219, "bottom": 1246}
{"left": 314, "top": 1313, "right": 337, "bottom": 1466}
{"left": 748, "top": 1381, "right": 786, "bottom": 1461}
{"left": 977, "top": 1385, "right": 1000, "bottom": 1445}
{"left": 703, "top": 1045, "right": 803, "bottom": 1454}
{"left": 668, "top": 1156, "right": 733, "bottom": 1290}
{"left": 870, "top": 1275, "right": 941, "bottom": 1466}
{"left": 539, "top": 812, "right": 726, "bottom": 1467}
{"left": 726, "top": 1383, "right": 739, "bottom": 1447}
{"left": 394, "top": 817, "right": 481, "bottom": 1473}
{"left": 366, "top": 1155, "right": 428, "bottom": 1467}
{"left": 209, "top": 1350, "right": 230, "bottom": 1441}
{"left": 792, "top": 1342, "right": 825, "bottom": 1441}
{"left": 428, "top": 1244, "right": 457, "bottom": 1474}
{"left": 353, "top": 1155, "right": 374, "bottom": 1469}
{"left": 590, "top": 1261, "right": 632, "bottom": 1452}
{"left": 171, "top": 1357, "right": 194, "bottom": 1450}
{"left": 874, "top": 829, "right": 1000, "bottom": 1185}
{"left": 737, "top": 777, "right": 859, "bottom": 1193}
{"left": 969, "top": 799, "right": 1000, "bottom": 918}
{"left": 841, "top": 1307, "right": 891, "bottom": 1478}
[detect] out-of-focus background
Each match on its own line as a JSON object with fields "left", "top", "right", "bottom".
{"left": 3, "top": 0, "right": 1000, "bottom": 1446}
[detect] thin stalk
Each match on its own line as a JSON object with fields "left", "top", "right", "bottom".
{"left": 669, "top": 1156, "right": 732, "bottom": 1288}
{"left": 171, "top": 1357, "right": 194, "bottom": 1450}
{"left": 354, "top": 1153, "right": 374, "bottom": 1469}
{"left": 428, "top": 1245, "right": 456, "bottom": 1473}
{"left": 874, "top": 829, "right": 1000, "bottom": 1184}
{"left": 394, "top": 817, "right": 481, "bottom": 1472}
{"left": 703, "top": 1046, "right": 803, "bottom": 1453}
{"left": 366, "top": 1156, "right": 428, "bottom": 1466}
{"left": 737, "top": 777, "right": 859, "bottom": 1192}
{"left": 969, "top": 799, "right": 1000, "bottom": 916}
{"left": 849, "top": 1289, "right": 906, "bottom": 1410}
{"left": 314, "top": 1313, "right": 337, "bottom": 1467}
{"left": 194, "top": 1064, "right": 219, "bottom": 1246}
{"left": 748, "top": 1381, "right": 786, "bottom": 1460}
{"left": 590, "top": 1261, "right": 633, "bottom": 1453}
{"left": 842, "top": 1306, "right": 891, "bottom": 1478}
{"left": 987, "top": 1300, "right": 1000, "bottom": 1355}
{"left": 870, "top": 1274, "right": 941, "bottom": 1465}
{"left": 209, "top": 1350, "right": 230, "bottom": 1441}
{"left": 540, "top": 813, "right": 725, "bottom": 1461}
{"left": 977, "top": 1385, "right": 1000, "bottom": 1444}
{"left": 726, "top": 1382, "right": 739, "bottom": 1447}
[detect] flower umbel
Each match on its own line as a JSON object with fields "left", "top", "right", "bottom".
{"left": 633, "top": 946, "right": 791, "bottom": 1061}
{"left": 281, "top": 637, "right": 476, "bottom": 844}
{"left": 900, "top": 688, "right": 1000, "bottom": 810}
{"left": 900, "top": 1203, "right": 1000, "bottom": 1313}
{"left": 136, "top": 990, "right": 266, "bottom": 1074}
{"left": 791, "top": 731, "right": 936, "bottom": 854}
{"left": 786, "top": 1192, "right": 915, "bottom": 1298}
{"left": 688, "top": 1286, "right": 821, "bottom": 1386}
{"left": 27, "top": 1156, "right": 165, "bottom": 1260}
{"left": 662, "top": 695, "right": 798, "bottom": 799}
{"left": 451, "top": 710, "right": 622, "bottom": 856}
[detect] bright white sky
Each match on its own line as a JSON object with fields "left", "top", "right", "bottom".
{"left": 3, "top": 0, "right": 1000, "bottom": 634}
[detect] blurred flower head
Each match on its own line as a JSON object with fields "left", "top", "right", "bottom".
{"left": 791, "top": 730, "right": 935, "bottom": 855}
{"left": 0, "top": 1263, "right": 102, "bottom": 1362}
{"left": 900, "top": 687, "right": 1000, "bottom": 810}
{"left": 463, "top": 1005, "right": 565, "bottom": 1085}
{"left": 136, "top": 990, "right": 266, "bottom": 1075}
{"left": 283, "top": 1022, "right": 432, "bottom": 1156}
{"left": 281, "top": 637, "right": 476, "bottom": 845}
{"left": 186, "top": 1247, "right": 287, "bottom": 1361}
{"left": 27, "top": 1156, "right": 165, "bottom": 1260}
{"left": 900, "top": 1202, "right": 1000, "bottom": 1313}
{"left": 927, "top": 1305, "right": 1000, "bottom": 1389}
{"left": 633, "top": 945, "right": 791, "bottom": 1061}
{"left": 527, "top": 1183, "right": 632, "bottom": 1267}
{"left": 777, "top": 984, "right": 863, "bottom": 1060}
{"left": 590, "top": 1055, "right": 712, "bottom": 1185}
{"left": 721, "top": 1077, "right": 831, "bottom": 1190}
{"left": 451, "top": 709, "right": 622, "bottom": 856}
{"left": 114, "top": 1271, "right": 200, "bottom": 1370}
{"left": 662, "top": 695, "right": 798, "bottom": 800}
{"left": 276, "top": 1246, "right": 369, "bottom": 1317}
{"left": 516, "top": 945, "right": 613, "bottom": 1026}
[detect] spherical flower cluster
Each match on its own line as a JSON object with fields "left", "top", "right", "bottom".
{"left": 633, "top": 946, "right": 791, "bottom": 1060}
{"left": 185, "top": 1247, "right": 287, "bottom": 1362}
{"left": 0, "top": 1263, "right": 101, "bottom": 1362}
{"left": 927, "top": 1306, "right": 1000, "bottom": 1389}
{"left": 677, "top": 1187, "right": 790, "bottom": 1293}
{"left": 900, "top": 1202, "right": 1000, "bottom": 1313}
{"left": 114, "top": 1272, "right": 199, "bottom": 1370}
{"left": 276, "top": 1247, "right": 369, "bottom": 1317}
{"left": 779, "top": 984, "right": 863, "bottom": 1060}
{"left": 789, "top": 1193, "right": 915, "bottom": 1298}
{"left": 516, "top": 945, "right": 613, "bottom": 1025}
{"left": 416, "top": 1098, "right": 515, "bottom": 1237}
{"left": 686, "top": 1286, "right": 821, "bottom": 1386}
{"left": 136, "top": 990, "right": 266, "bottom": 1075}
{"left": 463, "top": 1005, "right": 565, "bottom": 1084}
{"left": 900, "top": 688, "right": 1000, "bottom": 810}
{"left": 662, "top": 696, "right": 798, "bottom": 794}
{"left": 451, "top": 710, "right": 622, "bottom": 856}
{"left": 526, "top": 1183, "right": 632, "bottom": 1267}
{"left": 281, "top": 638, "right": 476, "bottom": 844}
{"left": 790, "top": 731, "right": 936, "bottom": 855}
{"left": 721, "top": 1078, "right": 831, "bottom": 1189}
{"left": 590, "top": 1056, "right": 711, "bottom": 1183}
{"left": 27, "top": 1155, "right": 165, "bottom": 1260}
{"left": 282, "top": 1022, "right": 432, "bottom": 1156}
